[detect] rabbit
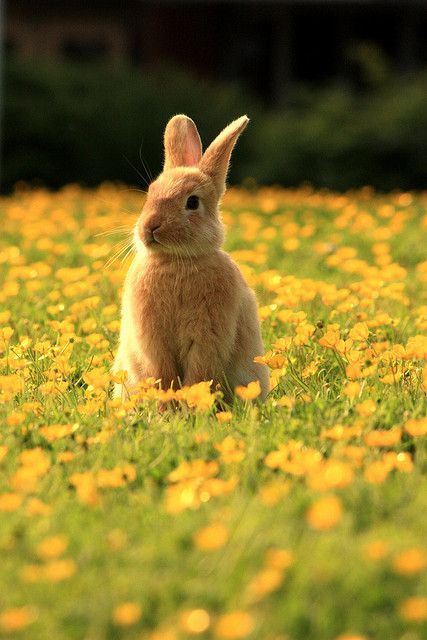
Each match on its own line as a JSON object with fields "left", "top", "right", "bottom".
{"left": 113, "top": 114, "right": 269, "bottom": 403}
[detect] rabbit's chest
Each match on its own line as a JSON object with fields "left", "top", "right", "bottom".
{"left": 140, "top": 280, "right": 184, "bottom": 328}
{"left": 134, "top": 270, "right": 203, "bottom": 352}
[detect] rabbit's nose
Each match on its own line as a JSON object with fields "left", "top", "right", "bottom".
{"left": 150, "top": 224, "right": 161, "bottom": 239}
{"left": 145, "top": 223, "right": 161, "bottom": 244}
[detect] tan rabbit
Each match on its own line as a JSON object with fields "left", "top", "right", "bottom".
{"left": 113, "top": 114, "right": 269, "bottom": 403}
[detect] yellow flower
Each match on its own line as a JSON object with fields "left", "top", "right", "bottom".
{"left": 364, "top": 461, "right": 390, "bottom": 484}
{"left": 39, "top": 379, "right": 69, "bottom": 395}
{"left": 342, "top": 381, "right": 361, "bottom": 400}
{"left": 9, "top": 468, "right": 40, "bottom": 494}
{"left": 96, "top": 464, "right": 136, "bottom": 488}
{"left": 6, "top": 411, "right": 26, "bottom": 426}
{"left": 307, "top": 459, "right": 354, "bottom": 491}
{"left": 165, "top": 475, "right": 237, "bottom": 514}
{"left": 37, "top": 535, "right": 68, "bottom": 559}
{"left": 392, "top": 548, "right": 426, "bottom": 575}
{"left": 399, "top": 596, "right": 427, "bottom": 621}
{"left": 0, "top": 326, "right": 14, "bottom": 348}
{"left": 193, "top": 523, "right": 229, "bottom": 551}
{"left": 69, "top": 472, "right": 100, "bottom": 507}
{"left": 112, "top": 369, "right": 128, "bottom": 384}
{"left": 364, "top": 427, "right": 401, "bottom": 447}
{"left": 321, "top": 424, "right": 361, "bottom": 441}
{"left": 21, "top": 401, "right": 43, "bottom": 414}
{"left": 276, "top": 396, "right": 295, "bottom": 409}
{"left": 319, "top": 329, "right": 340, "bottom": 349}
{"left": 306, "top": 495, "right": 343, "bottom": 530}
{"left": 33, "top": 340, "right": 52, "bottom": 354}
{"left": 0, "top": 373, "right": 24, "bottom": 401}
{"left": 216, "top": 411, "right": 232, "bottom": 423}
{"left": 26, "top": 498, "right": 52, "bottom": 517}
{"left": 272, "top": 336, "right": 292, "bottom": 351}
{"left": 177, "top": 381, "right": 216, "bottom": 411}
{"left": 43, "top": 559, "right": 76, "bottom": 582}
{"left": 247, "top": 567, "right": 283, "bottom": 600}
{"left": 0, "top": 606, "right": 38, "bottom": 632}
{"left": 340, "top": 446, "right": 366, "bottom": 464}
{"left": 383, "top": 451, "right": 413, "bottom": 473}
{"left": 345, "top": 362, "right": 364, "bottom": 380}
{"left": 214, "top": 436, "right": 245, "bottom": 463}
{"left": 355, "top": 399, "right": 376, "bottom": 417}
{"left": 0, "top": 310, "right": 11, "bottom": 324}
{"left": 283, "top": 237, "right": 300, "bottom": 251}
{"left": 302, "top": 359, "right": 319, "bottom": 378}
{"left": 336, "top": 338, "right": 354, "bottom": 356}
{"left": 39, "top": 423, "right": 75, "bottom": 442}
{"left": 0, "top": 492, "right": 23, "bottom": 512}
{"left": 404, "top": 417, "right": 427, "bottom": 437}
{"left": 180, "top": 609, "right": 210, "bottom": 635}
{"left": 57, "top": 451, "right": 76, "bottom": 463}
{"left": 362, "top": 540, "right": 389, "bottom": 561}
{"left": 235, "top": 380, "right": 261, "bottom": 400}
{"left": 295, "top": 323, "right": 316, "bottom": 346}
{"left": 405, "top": 334, "right": 427, "bottom": 358}
{"left": 112, "top": 602, "right": 142, "bottom": 626}
{"left": 258, "top": 480, "right": 290, "bottom": 505}
{"left": 349, "top": 322, "right": 369, "bottom": 341}
{"left": 264, "top": 548, "right": 294, "bottom": 570}
{"left": 168, "top": 460, "right": 219, "bottom": 483}
{"left": 20, "top": 447, "right": 51, "bottom": 473}
{"left": 83, "top": 366, "right": 111, "bottom": 389}
{"left": 214, "top": 611, "right": 255, "bottom": 638}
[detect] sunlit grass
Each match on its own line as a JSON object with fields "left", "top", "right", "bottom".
{"left": 0, "top": 183, "right": 426, "bottom": 639}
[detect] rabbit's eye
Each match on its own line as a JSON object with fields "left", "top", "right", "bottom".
{"left": 186, "top": 195, "right": 199, "bottom": 210}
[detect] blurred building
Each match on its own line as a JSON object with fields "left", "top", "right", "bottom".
{"left": 5, "top": 0, "right": 427, "bottom": 103}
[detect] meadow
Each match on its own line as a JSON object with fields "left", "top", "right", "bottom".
{"left": 0, "top": 183, "right": 426, "bottom": 640}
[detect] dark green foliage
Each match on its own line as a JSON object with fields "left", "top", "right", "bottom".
{"left": 3, "top": 58, "right": 427, "bottom": 192}
{"left": 249, "top": 80, "right": 427, "bottom": 191}
{"left": 3, "top": 59, "right": 258, "bottom": 191}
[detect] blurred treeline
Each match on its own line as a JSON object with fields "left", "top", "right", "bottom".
{"left": 3, "top": 57, "right": 427, "bottom": 192}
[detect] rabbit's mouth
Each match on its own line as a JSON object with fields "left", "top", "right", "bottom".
{"left": 145, "top": 239, "right": 164, "bottom": 251}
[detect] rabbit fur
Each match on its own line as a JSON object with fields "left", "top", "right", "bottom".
{"left": 113, "top": 114, "right": 269, "bottom": 403}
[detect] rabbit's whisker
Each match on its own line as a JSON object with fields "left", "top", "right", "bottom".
{"left": 121, "top": 244, "right": 135, "bottom": 265}
{"left": 95, "top": 226, "right": 133, "bottom": 238}
{"left": 139, "top": 144, "right": 154, "bottom": 184}
{"left": 120, "top": 186, "right": 148, "bottom": 196}
{"left": 122, "top": 154, "right": 150, "bottom": 189}
{"left": 104, "top": 239, "right": 134, "bottom": 270}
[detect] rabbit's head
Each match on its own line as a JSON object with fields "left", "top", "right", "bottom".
{"left": 135, "top": 115, "right": 249, "bottom": 257}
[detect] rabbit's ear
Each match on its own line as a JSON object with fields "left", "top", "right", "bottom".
{"left": 199, "top": 116, "right": 249, "bottom": 195}
{"left": 164, "top": 115, "right": 202, "bottom": 170}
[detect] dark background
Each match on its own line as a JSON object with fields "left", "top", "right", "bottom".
{"left": 2, "top": 0, "right": 427, "bottom": 192}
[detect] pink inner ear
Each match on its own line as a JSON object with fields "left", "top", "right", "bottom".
{"left": 182, "top": 126, "right": 202, "bottom": 167}
{"left": 164, "top": 115, "right": 203, "bottom": 169}
{"left": 183, "top": 148, "right": 198, "bottom": 166}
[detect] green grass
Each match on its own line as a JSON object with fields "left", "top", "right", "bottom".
{"left": 0, "top": 185, "right": 426, "bottom": 640}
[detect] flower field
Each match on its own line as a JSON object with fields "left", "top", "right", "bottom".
{"left": 0, "top": 184, "right": 426, "bottom": 640}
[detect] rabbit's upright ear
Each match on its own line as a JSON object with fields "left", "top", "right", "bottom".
{"left": 199, "top": 116, "right": 249, "bottom": 195}
{"left": 164, "top": 115, "right": 203, "bottom": 170}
